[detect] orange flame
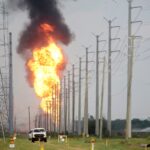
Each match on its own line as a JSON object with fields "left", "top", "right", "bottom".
{"left": 27, "top": 23, "right": 65, "bottom": 124}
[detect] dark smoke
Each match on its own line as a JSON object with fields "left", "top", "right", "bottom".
{"left": 8, "top": 0, "right": 72, "bottom": 53}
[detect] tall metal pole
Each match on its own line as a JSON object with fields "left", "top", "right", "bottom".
{"left": 72, "top": 64, "right": 75, "bottom": 133}
{"left": 126, "top": 0, "right": 142, "bottom": 139}
{"left": 126, "top": 0, "right": 132, "bottom": 139}
{"left": 104, "top": 17, "right": 120, "bottom": 137}
{"left": 68, "top": 71, "right": 71, "bottom": 133}
{"left": 56, "top": 83, "right": 59, "bottom": 132}
{"left": 54, "top": 85, "right": 56, "bottom": 132}
{"left": 65, "top": 88, "right": 68, "bottom": 132}
{"left": 55, "top": 85, "right": 57, "bottom": 131}
{"left": 78, "top": 57, "right": 82, "bottom": 135}
{"left": 100, "top": 57, "right": 106, "bottom": 139}
{"left": 46, "top": 101, "right": 49, "bottom": 131}
{"left": 59, "top": 80, "right": 62, "bottom": 133}
{"left": 95, "top": 35, "right": 100, "bottom": 136}
{"left": 84, "top": 48, "right": 89, "bottom": 136}
{"left": 28, "top": 106, "right": 31, "bottom": 131}
{"left": 64, "top": 76, "right": 66, "bottom": 133}
{"left": 8, "top": 32, "right": 14, "bottom": 135}
{"left": 35, "top": 115, "right": 37, "bottom": 128}
{"left": 14, "top": 116, "right": 16, "bottom": 133}
{"left": 52, "top": 86, "right": 54, "bottom": 132}
{"left": 107, "top": 21, "right": 112, "bottom": 137}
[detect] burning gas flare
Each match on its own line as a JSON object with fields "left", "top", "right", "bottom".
{"left": 27, "top": 23, "right": 65, "bottom": 123}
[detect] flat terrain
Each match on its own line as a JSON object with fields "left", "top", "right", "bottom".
{"left": 0, "top": 137, "right": 150, "bottom": 150}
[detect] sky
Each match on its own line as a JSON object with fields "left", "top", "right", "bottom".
{"left": 4, "top": 0, "right": 150, "bottom": 130}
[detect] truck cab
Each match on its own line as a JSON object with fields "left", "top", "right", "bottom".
{"left": 28, "top": 128, "right": 47, "bottom": 142}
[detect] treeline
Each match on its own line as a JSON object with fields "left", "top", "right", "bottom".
{"left": 112, "top": 118, "right": 150, "bottom": 131}
{"left": 88, "top": 116, "right": 150, "bottom": 135}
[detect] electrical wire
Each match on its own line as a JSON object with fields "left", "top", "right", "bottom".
{"left": 111, "top": 36, "right": 128, "bottom": 76}
{"left": 112, "top": 84, "right": 127, "bottom": 97}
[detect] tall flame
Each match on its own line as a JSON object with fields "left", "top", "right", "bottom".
{"left": 27, "top": 23, "right": 65, "bottom": 124}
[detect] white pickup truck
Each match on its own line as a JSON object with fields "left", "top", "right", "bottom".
{"left": 28, "top": 128, "right": 47, "bottom": 142}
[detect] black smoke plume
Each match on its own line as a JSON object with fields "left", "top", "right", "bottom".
{"left": 8, "top": 0, "right": 72, "bottom": 53}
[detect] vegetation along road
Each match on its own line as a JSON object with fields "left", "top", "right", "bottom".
{"left": 0, "top": 137, "right": 150, "bottom": 150}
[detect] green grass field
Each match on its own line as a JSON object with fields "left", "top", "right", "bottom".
{"left": 0, "top": 137, "right": 150, "bottom": 150}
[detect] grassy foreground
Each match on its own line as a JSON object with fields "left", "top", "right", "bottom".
{"left": 0, "top": 137, "right": 149, "bottom": 150}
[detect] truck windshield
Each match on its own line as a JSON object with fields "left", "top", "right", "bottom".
{"left": 34, "top": 129, "right": 45, "bottom": 132}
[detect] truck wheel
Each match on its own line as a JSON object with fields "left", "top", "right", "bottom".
{"left": 32, "top": 139, "right": 34, "bottom": 143}
{"left": 44, "top": 138, "right": 47, "bottom": 142}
